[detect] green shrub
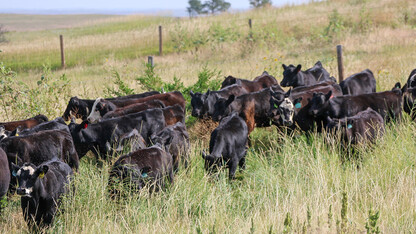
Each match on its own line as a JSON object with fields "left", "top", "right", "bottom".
{"left": 104, "top": 70, "right": 135, "bottom": 98}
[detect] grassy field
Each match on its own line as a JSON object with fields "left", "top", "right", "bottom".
{"left": 1, "top": 0, "right": 416, "bottom": 232}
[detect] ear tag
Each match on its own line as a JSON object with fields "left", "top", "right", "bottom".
{"left": 12, "top": 171, "right": 17, "bottom": 177}
{"left": 38, "top": 172, "right": 45, "bottom": 179}
{"left": 83, "top": 123, "right": 88, "bottom": 129}
{"left": 274, "top": 103, "right": 278, "bottom": 109}
{"left": 15, "top": 133, "right": 19, "bottom": 136}
{"left": 141, "top": 172, "right": 148, "bottom": 178}
{"left": 330, "top": 95, "right": 334, "bottom": 99}
{"left": 347, "top": 124, "right": 353, "bottom": 129}
{"left": 295, "top": 103, "right": 302, "bottom": 109}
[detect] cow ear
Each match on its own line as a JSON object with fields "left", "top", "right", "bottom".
{"left": 37, "top": 165, "right": 49, "bottom": 179}
{"left": 189, "top": 90, "right": 194, "bottom": 97}
{"left": 226, "top": 95, "right": 235, "bottom": 106}
{"left": 295, "top": 65, "right": 302, "bottom": 73}
{"left": 285, "top": 88, "right": 292, "bottom": 98}
{"left": 206, "top": 90, "right": 210, "bottom": 95}
{"left": 325, "top": 91, "right": 333, "bottom": 101}
{"left": 282, "top": 64, "right": 287, "bottom": 70}
{"left": 393, "top": 82, "right": 401, "bottom": 90}
{"left": 11, "top": 163, "right": 20, "bottom": 177}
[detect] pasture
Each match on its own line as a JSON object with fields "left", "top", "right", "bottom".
{"left": 0, "top": 0, "right": 415, "bottom": 232}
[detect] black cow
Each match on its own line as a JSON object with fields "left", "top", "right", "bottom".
{"left": 280, "top": 61, "right": 334, "bottom": 88}
{"left": 190, "top": 84, "right": 249, "bottom": 118}
{"left": 0, "top": 114, "right": 48, "bottom": 132}
{"left": 11, "top": 160, "right": 73, "bottom": 229}
{"left": 69, "top": 108, "right": 166, "bottom": 159}
{"left": 202, "top": 113, "right": 248, "bottom": 179}
{"left": 221, "top": 71, "right": 280, "bottom": 92}
{"left": 326, "top": 108, "right": 385, "bottom": 146}
{"left": 309, "top": 89, "right": 402, "bottom": 122}
{"left": 62, "top": 91, "right": 159, "bottom": 121}
{"left": 12, "top": 117, "right": 69, "bottom": 137}
{"left": 151, "top": 122, "right": 190, "bottom": 172}
{"left": 339, "top": 69, "right": 376, "bottom": 95}
{"left": 402, "top": 85, "right": 416, "bottom": 120}
{"left": 0, "top": 130, "right": 79, "bottom": 170}
{"left": 269, "top": 83, "right": 343, "bottom": 131}
{"left": 405, "top": 69, "right": 416, "bottom": 88}
{"left": 0, "top": 148, "right": 9, "bottom": 212}
{"left": 108, "top": 146, "right": 173, "bottom": 197}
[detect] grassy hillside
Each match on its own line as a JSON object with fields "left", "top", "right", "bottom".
{"left": 1, "top": 0, "right": 416, "bottom": 232}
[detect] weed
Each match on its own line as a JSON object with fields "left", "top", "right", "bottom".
{"left": 104, "top": 70, "right": 135, "bottom": 97}
{"left": 365, "top": 207, "right": 380, "bottom": 234}
{"left": 283, "top": 212, "right": 292, "bottom": 233}
{"left": 322, "top": 9, "right": 345, "bottom": 42}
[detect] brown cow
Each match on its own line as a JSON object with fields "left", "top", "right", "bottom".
{"left": 0, "top": 114, "right": 48, "bottom": 131}
{"left": 103, "top": 99, "right": 165, "bottom": 119}
{"left": 221, "top": 71, "right": 280, "bottom": 92}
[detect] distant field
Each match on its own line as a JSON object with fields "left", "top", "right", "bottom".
{"left": 0, "top": 14, "right": 120, "bottom": 31}
{"left": 0, "top": 0, "right": 416, "bottom": 232}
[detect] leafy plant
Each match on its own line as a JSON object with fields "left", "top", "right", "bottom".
{"left": 365, "top": 207, "right": 380, "bottom": 234}
{"left": 104, "top": 70, "right": 135, "bottom": 98}
{"left": 136, "top": 63, "right": 164, "bottom": 92}
{"left": 323, "top": 9, "right": 345, "bottom": 41}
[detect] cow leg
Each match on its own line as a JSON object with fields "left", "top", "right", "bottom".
{"left": 238, "top": 156, "right": 246, "bottom": 171}
{"left": 228, "top": 157, "right": 238, "bottom": 180}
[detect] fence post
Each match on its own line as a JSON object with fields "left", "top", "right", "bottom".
{"left": 60, "top": 35, "right": 65, "bottom": 69}
{"left": 159, "top": 25, "right": 162, "bottom": 56}
{"left": 248, "top": 19, "right": 252, "bottom": 29}
{"left": 248, "top": 19, "right": 253, "bottom": 39}
{"left": 148, "top": 56, "right": 154, "bottom": 67}
{"left": 336, "top": 45, "right": 344, "bottom": 83}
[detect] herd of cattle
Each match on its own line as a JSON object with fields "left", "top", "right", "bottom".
{"left": 0, "top": 61, "right": 415, "bottom": 229}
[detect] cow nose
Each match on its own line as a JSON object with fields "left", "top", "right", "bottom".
{"left": 17, "top": 188, "right": 26, "bottom": 195}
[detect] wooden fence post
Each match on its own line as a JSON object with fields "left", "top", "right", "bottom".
{"left": 159, "top": 25, "right": 162, "bottom": 56}
{"left": 60, "top": 35, "right": 65, "bottom": 69}
{"left": 148, "top": 56, "right": 154, "bottom": 67}
{"left": 248, "top": 19, "right": 253, "bottom": 39}
{"left": 248, "top": 19, "right": 252, "bottom": 29}
{"left": 336, "top": 45, "right": 344, "bottom": 83}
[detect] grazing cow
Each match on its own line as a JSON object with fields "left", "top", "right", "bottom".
{"left": 280, "top": 61, "right": 334, "bottom": 88}
{"left": 212, "top": 86, "right": 290, "bottom": 134}
{"left": 402, "top": 85, "right": 416, "bottom": 120}
{"left": 102, "top": 100, "right": 165, "bottom": 119}
{"left": 221, "top": 71, "right": 280, "bottom": 92}
{"left": 62, "top": 91, "right": 159, "bottom": 121}
{"left": 190, "top": 84, "right": 249, "bottom": 118}
{"left": 405, "top": 69, "right": 416, "bottom": 88}
{"left": 0, "top": 148, "right": 10, "bottom": 212}
{"left": 202, "top": 113, "right": 248, "bottom": 179}
{"left": 151, "top": 122, "right": 190, "bottom": 172}
{"left": 69, "top": 109, "right": 166, "bottom": 159}
{"left": 269, "top": 83, "right": 343, "bottom": 131}
{"left": 339, "top": 69, "right": 376, "bottom": 95}
{"left": 0, "top": 114, "right": 48, "bottom": 132}
{"left": 12, "top": 117, "right": 69, "bottom": 137}
{"left": 11, "top": 160, "right": 73, "bottom": 229}
{"left": 326, "top": 108, "right": 385, "bottom": 145}
{"left": 308, "top": 89, "right": 402, "bottom": 122}
{"left": 0, "top": 130, "right": 79, "bottom": 170}
{"left": 87, "top": 91, "right": 185, "bottom": 123}
{"left": 108, "top": 146, "right": 173, "bottom": 197}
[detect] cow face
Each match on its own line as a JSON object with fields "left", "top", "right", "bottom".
{"left": 280, "top": 64, "right": 302, "bottom": 87}
{"left": 87, "top": 98, "right": 108, "bottom": 123}
{"left": 151, "top": 128, "right": 174, "bottom": 149}
{"left": 212, "top": 95, "right": 235, "bottom": 122}
{"left": 202, "top": 151, "right": 222, "bottom": 174}
{"left": 190, "top": 91, "right": 208, "bottom": 118}
{"left": 0, "top": 125, "right": 11, "bottom": 141}
{"left": 11, "top": 163, "right": 48, "bottom": 197}
{"left": 326, "top": 116, "right": 354, "bottom": 143}
{"left": 63, "top": 97, "right": 89, "bottom": 121}
{"left": 308, "top": 91, "right": 332, "bottom": 117}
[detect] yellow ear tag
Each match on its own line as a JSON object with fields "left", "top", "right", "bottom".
{"left": 38, "top": 172, "right": 45, "bottom": 179}
{"left": 16, "top": 133, "right": 19, "bottom": 136}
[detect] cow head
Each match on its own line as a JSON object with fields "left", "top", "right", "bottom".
{"left": 151, "top": 127, "right": 174, "bottom": 150}
{"left": 407, "top": 69, "right": 416, "bottom": 88}
{"left": 221, "top": 76, "right": 237, "bottom": 89}
{"left": 11, "top": 163, "right": 49, "bottom": 197}
{"left": 325, "top": 116, "right": 354, "bottom": 143}
{"left": 202, "top": 150, "right": 222, "bottom": 174}
{"left": 63, "top": 97, "right": 90, "bottom": 121}
{"left": 308, "top": 91, "right": 332, "bottom": 117}
{"left": 280, "top": 64, "right": 302, "bottom": 87}
{"left": 68, "top": 119, "right": 91, "bottom": 158}
{"left": 0, "top": 125, "right": 12, "bottom": 141}
{"left": 190, "top": 91, "right": 208, "bottom": 118}
{"left": 212, "top": 95, "right": 235, "bottom": 122}
{"left": 206, "top": 91, "right": 223, "bottom": 117}
{"left": 87, "top": 98, "right": 109, "bottom": 123}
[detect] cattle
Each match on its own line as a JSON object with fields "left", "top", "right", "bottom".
{"left": 0, "top": 126, "right": 13, "bottom": 141}
{"left": 69, "top": 108, "right": 166, "bottom": 159}
{"left": 190, "top": 84, "right": 249, "bottom": 118}
{"left": 0, "top": 148, "right": 10, "bottom": 213}
{"left": 212, "top": 86, "right": 290, "bottom": 134}
{"left": 102, "top": 99, "right": 165, "bottom": 119}
{"left": 0, "top": 130, "right": 79, "bottom": 170}
{"left": 326, "top": 108, "right": 385, "bottom": 146}
{"left": 0, "top": 114, "right": 48, "bottom": 132}
{"left": 10, "top": 160, "right": 73, "bottom": 229}
{"left": 280, "top": 61, "right": 334, "bottom": 88}
{"left": 339, "top": 69, "right": 376, "bottom": 95}
{"left": 108, "top": 146, "right": 173, "bottom": 197}
{"left": 87, "top": 91, "right": 185, "bottom": 123}
{"left": 405, "top": 69, "right": 416, "bottom": 88}
{"left": 202, "top": 113, "right": 248, "bottom": 179}
{"left": 151, "top": 122, "right": 190, "bottom": 172}
{"left": 221, "top": 71, "right": 280, "bottom": 92}
{"left": 398, "top": 83, "right": 416, "bottom": 120}
{"left": 161, "top": 104, "right": 185, "bottom": 126}
{"left": 62, "top": 91, "right": 159, "bottom": 121}
{"left": 12, "top": 117, "right": 69, "bottom": 137}
{"left": 308, "top": 89, "right": 402, "bottom": 123}
{"left": 269, "top": 83, "right": 343, "bottom": 131}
